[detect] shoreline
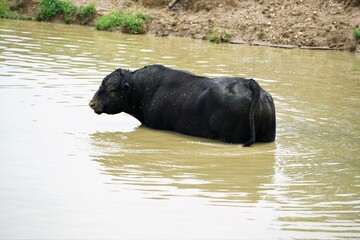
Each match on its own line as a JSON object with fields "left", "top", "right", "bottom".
{"left": 3, "top": 0, "right": 360, "bottom": 53}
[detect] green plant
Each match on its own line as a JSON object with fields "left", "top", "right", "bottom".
{"left": 0, "top": 0, "right": 21, "bottom": 19}
{"left": 37, "top": 0, "right": 95, "bottom": 24}
{"left": 123, "top": 11, "right": 147, "bottom": 34}
{"left": 37, "top": 0, "right": 62, "bottom": 21}
{"left": 257, "top": 30, "right": 265, "bottom": 39}
{"left": 223, "top": 31, "right": 233, "bottom": 42}
{"left": 354, "top": 27, "right": 360, "bottom": 41}
{"left": 0, "top": 0, "right": 11, "bottom": 18}
{"left": 61, "top": 0, "right": 76, "bottom": 24}
{"left": 77, "top": 3, "right": 95, "bottom": 25}
{"left": 207, "top": 27, "right": 233, "bottom": 43}
{"left": 94, "top": 11, "right": 124, "bottom": 30}
{"left": 94, "top": 10, "right": 149, "bottom": 34}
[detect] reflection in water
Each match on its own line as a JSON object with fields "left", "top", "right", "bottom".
{"left": 90, "top": 124, "right": 360, "bottom": 237}
{"left": 90, "top": 127, "right": 276, "bottom": 205}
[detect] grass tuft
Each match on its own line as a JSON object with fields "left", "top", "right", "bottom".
{"left": 257, "top": 30, "right": 265, "bottom": 39}
{"left": 77, "top": 3, "right": 95, "bottom": 25}
{"left": 207, "top": 27, "right": 233, "bottom": 43}
{"left": 0, "top": 0, "right": 21, "bottom": 19}
{"left": 94, "top": 9, "right": 150, "bottom": 34}
{"left": 94, "top": 11, "right": 124, "bottom": 30}
{"left": 354, "top": 27, "right": 360, "bottom": 41}
{"left": 37, "top": 0, "right": 95, "bottom": 24}
{"left": 37, "top": 0, "right": 61, "bottom": 21}
{"left": 0, "top": 0, "right": 11, "bottom": 18}
{"left": 61, "top": 0, "right": 77, "bottom": 23}
{"left": 123, "top": 11, "right": 148, "bottom": 34}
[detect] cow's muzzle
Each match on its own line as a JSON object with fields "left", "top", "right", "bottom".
{"left": 89, "top": 100, "right": 103, "bottom": 115}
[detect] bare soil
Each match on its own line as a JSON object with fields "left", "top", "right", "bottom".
{"left": 16, "top": 0, "right": 360, "bottom": 51}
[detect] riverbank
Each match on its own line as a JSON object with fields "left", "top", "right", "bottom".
{"left": 4, "top": 0, "right": 360, "bottom": 52}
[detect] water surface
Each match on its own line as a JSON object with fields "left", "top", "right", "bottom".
{"left": 0, "top": 19, "right": 359, "bottom": 239}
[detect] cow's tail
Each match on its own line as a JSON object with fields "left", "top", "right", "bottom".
{"left": 243, "top": 79, "right": 261, "bottom": 147}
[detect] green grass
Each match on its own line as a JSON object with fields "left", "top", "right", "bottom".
{"left": 94, "top": 11, "right": 124, "bottom": 30}
{"left": 77, "top": 3, "right": 95, "bottom": 25}
{"left": 61, "top": 0, "right": 76, "bottom": 23}
{"left": 95, "top": 10, "right": 149, "bottom": 34}
{"left": 37, "top": 0, "right": 95, "bottom": 24}
{"left": 123, "top": 11, "right": 148, "bottom": 34}
{"left": 37, "top": 0, "right": 62, "bottom": 21}
{"left": 354, "top": 28, "right": 360, "bottom": 41}
{"left": 257, "top": 30, "right": 265, "bottom": 39}
{"left": 0, "top": 0, "right": 11, "bottom": 18}
{"left": 0, "top": 0, "right": 21, "bottom": 19}
{"left": 207, "top": 27, "right": 233, "bottom": 43}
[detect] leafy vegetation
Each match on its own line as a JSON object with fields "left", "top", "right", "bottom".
{"left": 354, "top": 27, "right": 360, "bottom": 41}
{"left": 0, "top": 0, "right": 21, "bottom": 19}
{"left": 77, "top": 4, "right": 95, "bottom": 25}
{"left": 61, "top": 0, "right": 77, "bottom": 23}
{"left": 0, "top": 0, "right": 11, "bottom": 18}
{"left": 123, "top": 11, "right": 148, "bottom": 34}
{"left": 94, "top": 11, "right": 124, "bottom": 30}
{"left": 37, "top": 0, "right": 62, "bottom": 21}
{"left": 37, "top": 0, "right": 95, "bottom": 24}
{"left": 95, "top": 9, "right": 149, "bottom": 34}
{"left": 207, "top": 27, "right": 233, "bottom": 43}
{"left": 257, "top": 30, "right": 265, "bottom": 39}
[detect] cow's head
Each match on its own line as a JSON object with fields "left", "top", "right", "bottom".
{"left": 89, "top": 69, "right": 132, "bottom": 115}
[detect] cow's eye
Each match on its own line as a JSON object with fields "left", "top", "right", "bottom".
{"left": 105, "top": 86, "right": 117, "bottom": 98}
{"left": 107, "top": 86, "right": 116, "bottom": 93}
{"left": 109, "top": 91, "right": 118, "bottom": 98}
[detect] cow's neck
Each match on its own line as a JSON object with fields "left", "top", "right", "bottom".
{"left": 124, "top": 71, "right": 154, "bottom": 124}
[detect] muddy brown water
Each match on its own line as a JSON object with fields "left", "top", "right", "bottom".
{"left": 0, "top": 19, "right": 359, "bottom": 239}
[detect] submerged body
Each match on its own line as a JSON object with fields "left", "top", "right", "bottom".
{"left": 89, "top": 64, "right": 276, "bottom": 146}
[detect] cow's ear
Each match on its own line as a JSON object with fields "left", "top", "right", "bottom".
{"left": 123, "top": 82, "right": 131, "bottom": 93}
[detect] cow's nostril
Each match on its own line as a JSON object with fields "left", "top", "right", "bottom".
{"left": 89, "top": 100, "right": 96, "bottom": 108}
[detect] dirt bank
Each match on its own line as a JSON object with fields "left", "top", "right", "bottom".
{"left": 13, "top": 0, "right": 360, "bottom": 51}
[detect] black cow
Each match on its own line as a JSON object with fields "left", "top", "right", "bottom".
{"left": 89, "top": 64, "right": 276, "bottom": 146}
